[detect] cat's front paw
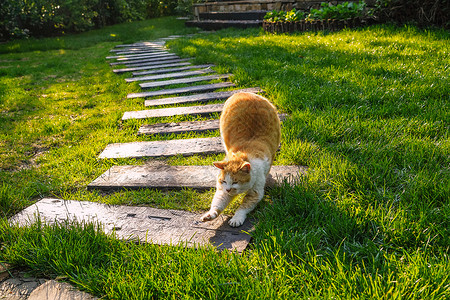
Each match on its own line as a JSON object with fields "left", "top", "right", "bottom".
{"left": 201, "top": 210, "right": 218, "bottom": 222}
{"left": 228, "top": 214, "right": 246, "bottom": 227}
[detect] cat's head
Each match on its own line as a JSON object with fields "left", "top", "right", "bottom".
{"left": 213, "top": 152, "right": 251, "bottom": 195}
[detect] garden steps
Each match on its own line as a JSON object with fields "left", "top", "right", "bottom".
{"left": 98, "top": 137, "right": 224, "bottom": 159}
{"left": 113, "top": 62, "right": 193, "bottom": 74}
{"left": 87, "top": 164, "right": 305, "bottom": 191}
{"left": 110, "top": 54, "right": 181, "bottom": 66}
{"left": 130, "top": 64, "right": 215, "bottom": 78}
{"left": 125, "top": 68, "right": 215, "bottom": 83}
{"left": 127, "top": 82, "right": 236, "bottom": 99}
{"left": 137, "top": 112, "right": 287, "bottom": 136}
{"left": 122, "top": 103, "right": 224, "bottom": 120}
{"left": 144, "top": 87, "right": 263, "bottom": 107}
{"left": 111, "top": 52, "right": 176, "bottom": 62}
{"left": 139, "top": 74, "right": 232, "bottom": 89}
{"left": 106, "top": 50, "right": 168, "bottom": 59}
{"left": 11, "top": 198, "right": 254, "bottom": 252}
{"left": 138, "top": 119, "right": 220, "bottom": 136}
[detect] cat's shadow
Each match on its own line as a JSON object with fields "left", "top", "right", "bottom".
{"left": 207, "top": 215, "right": 254, "bottom": 252}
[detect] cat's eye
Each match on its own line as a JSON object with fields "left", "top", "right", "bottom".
{"left": 232, "top": 181, "right": 238, "bottom": 185}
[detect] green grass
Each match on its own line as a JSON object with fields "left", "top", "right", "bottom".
{"left": 1, "top": 19, "right": 449, "bottom": 299}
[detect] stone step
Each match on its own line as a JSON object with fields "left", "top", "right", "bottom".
{"left": 122, "top": 103, "right": 224, "bottom": 120}
{"left": 110, "top": 54, "right": 179, "bottom": 66}
{"left": 198, "top": 11, "right": 267, "bottom": 20}
{"left": 137, "top": 113, "right": 287, "bottom": 135}
{"left": 185, "top": 19, "right": 263, "bottom": 30}
{"left": 126, "top": 68, "right": 214, "bottom": 83}
{"left": 139, "top": 74, "right": 231, "bottom": 89}
{"left": 127, "top": 82, "right": 235, "bottom": 99}
{"left": 108, "top": 51, "right": 171, "bottom": 61}
{"left": 115, "top": 52, "right": 176, "bottom": 62}
{"left": 112, "top": 42, "right": 165, "bottom": 49}
{"left": 106, "top": 50, "right": 168, "bottom": 59}
{"left": 132, "top": 64, "right": 214, "bottom": 76}
{"left": 144, "top": 87, "right": 262, "bottom": 107}
{"left": 11, "top": 198, "right": 253, "bottom": 252}
{"left": 113, "top": 62, "right": 192, "bottom": 74}
{"left": 88, "top": 164, "right": 305, "bottom": 191}
{"left": 138, "top": 119, "right": 220, "bottom": 135}
{"left": 98, "top": 137, "right": 223, "bottom": 159}
{"left": 120, "top": 58, "right": 191, "bottom": 69}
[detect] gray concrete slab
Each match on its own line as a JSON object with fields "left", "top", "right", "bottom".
{"left": 106, "top": 50, "right": 168, "bottom": 59}
{"left": 88, "top": 164, "right": 306, "bottom": 191}
{"left": 98, "top": 137, "right": 223, "bottom": 159}
{"left": 122, "top": 103, "right": 223, "bottom": 120}
{"left": 132, "top": 64, "right": 214, "bottom": 76}
{"left": 139, "top": 74, "right": 231, "bottom": 89}
{"left": 125, "top": 68, "right": 214, "bottom": 82}
{"left": 10, "top": 198, "right": 254, "bottom": 252}
{"left": 110, "top": 54, "right": 179, "bottom": 66}
{"left": 127, "top": 82, "right": 235, "bottom": 99}
{"left": 113, "top": 62, "right": 192, "bottom": 74}
{"left": 138, "top": 120, "right": 220, "bottom": 135}
{"left": 144, "top": 88, "right": 263, "bottom": 107}
{"left": 28, "top": 280, "right": 97, "bottom": 300}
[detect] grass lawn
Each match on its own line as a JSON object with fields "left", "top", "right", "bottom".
{"left": 1, "top": 16, "right": 449, "bottom": 299}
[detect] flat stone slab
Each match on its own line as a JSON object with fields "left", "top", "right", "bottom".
{"left": 118, "top": 58, "right": 191, "bottom": 69}
{"left": 106, "top": 50, "right": 168, "bottom": 59}
{"left": 98, "top": 137, "right": 223, "bottom": 159}
{"left": 28, "top": 280, "right": 97, "bottom": 300}
{"left": 126, "top": 68, "right": 214, "bottom": 82}
{"left": 10, "top": 198, "right": 254, "bottom": 252}
{"left": 113, "top": 62, "right": 192, "bottom": 74}
{"left": 122, "top": 103, "right": 223, "bottom": 120}
{"left": 110, "top": 54, "right": 180, "bottom": 66}
{"left": 88, "top": 164, "right": 306, "bottom": 191}
{"left": 144, "top": 87, "right": 263, "bottom": 107}
{"left": 127, "top": 82, "right": 235, "bottom": 99}
{"left": 139, "top": 119, "right": 220, "bottom": 135}
{"left": 139, "top": 74, "right": 231, "bottom": 89}
{"left": 132, "top": 64, "right": 214, "bottom": 77}
{"left": 137, "top": 112, "right": 287, "bottom": 135}
{"left": 113, "top": 52, "right": 174, "bottom": 62}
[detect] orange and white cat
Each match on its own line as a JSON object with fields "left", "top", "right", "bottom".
{"left": 201, "top": 92, "right": 281, "bottom": 227}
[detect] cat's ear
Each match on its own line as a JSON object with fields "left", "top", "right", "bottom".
{"left": 213, "top": 161, "right": 227, "bottom": 170}
{"left": 240, "top": 162, "right": 251, "bottom": 173}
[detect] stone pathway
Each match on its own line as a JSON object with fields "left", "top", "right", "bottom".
{"left": 5, "top": 34, "right": 306, "bottom": 299}
{"left": 0, "top": 264, "right": 96, "bottom": 300}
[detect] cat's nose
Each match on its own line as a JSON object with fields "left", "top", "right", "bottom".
{"left": 226, "top": 188, "right": 232, "bottom": 193}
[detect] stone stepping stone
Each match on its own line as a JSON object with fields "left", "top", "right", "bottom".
{"left": 139, "top": 120, "right": 219, "bottom": 135}
{"left": 122, "top": 103, "right": 224, "bottom": 120}
{"left": 112, "top": 42, "right": 165, "bottom": 49}
{"left": 132, "top": 64, "right": 214, "bottom": 76}
{"left": 139, "top": 74, "right": 231, "bottom": 89}
{"left": 144, "top": 87, "right": 263, "bottom": 107}
{"left": 88, "top": 164, "right": 306, "bottom": 191}
{"left": 110, "top": 54, "right": 179, "bottom": 66}
{"left": 114, "top": 52, "right": 177, "bottom": 62}
{"left": 137, "top": 113, "right": 287, "bottom": 136}
{"left": 111, "top": 49, "right": 166, "bottom": 55}
{"left": 113, "top": 62, "right": 192, "bottom": 74}
{"left": 122, "top": 58, "right": 191, "bottom": 68}
{"left": 126, "top": 68, "right": 214, "bottom": 83}
{"left": 10, "top": 198, "right": 254, "bottom": 252}
{"left": 106, "top": 51, "right": 169, "bottom": 60}
{"left": 98, "top": 137, "right": 223, "bottom": 159}
{"left": 127, "top": 82, "right": 235, "bottom": 99}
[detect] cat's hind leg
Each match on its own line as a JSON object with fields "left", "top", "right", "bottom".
{"left": 228, "top": 188, "right": 263, "bottom": 227}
